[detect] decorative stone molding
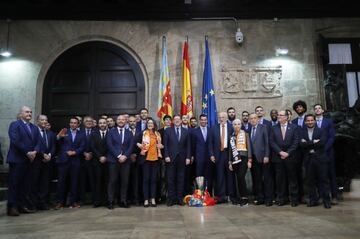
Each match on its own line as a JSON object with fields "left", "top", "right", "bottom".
{"left": 220, "top": 66, "right": 283, "bottom": 99}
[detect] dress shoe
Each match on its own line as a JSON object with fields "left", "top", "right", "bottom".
{"left": 239, "top": 198, "right": 249, "bottom": 206}
{"left": 18, "top": 206, "right": 36, "bottom": 213}
{"left": 150, "top": 199, "right": 157, "bottom": 207}
{"left": 265, "top": 201, "right": 273, "bottom": 207}
{"left": 7, "top": 207, "right": 20, "bottom": 216}
{"left": 151, "top": 202, "right": 157, "bottom": 207}
{"left": 144, "top": 200, "right": 149, "bottom": 208}
{"left": 277, "top": 201, "right": 286, "bottom": 206}
{"left": 331, "top": 198, "right": 339, "bottom": 205}
{"left": 324, "top": 201, "right": 332, "bottom": 209}
{"left": 254, "top": 200, "right": 264, "bottom": 205}
{"left": 166, "top": 200, "right": 174, "bottom": 207}
{"left": 93, "top": 202, "right": 102, "bottom": 208}
{"left": 37, "top": 204, "right": 50, "bottom": 210}
{"left": 307, "top": 201, "right": 319, "bottom": 207}
{"left": 54, "top": 203, "right": 63, "bottom": 210}
{"left": 119, "top": 202, "right": 130, "bottom": 208}
{"left": 177, "top": 199, "right": 185, "bottom": 206}
{"left": 291, "top": 202, "right": 299, "bottom": 207}
{"left": 107, "top": 202, "right": 114, "bottom": 210}
{"left": 216, "top": 197, "right": 227, "bottom": 204}
{"left": 69, "top": 203, "right": 81, "bottom": 209}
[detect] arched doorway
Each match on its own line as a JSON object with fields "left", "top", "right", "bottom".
{"left": 42, "top": 41, "right": 145, "bottom": 131}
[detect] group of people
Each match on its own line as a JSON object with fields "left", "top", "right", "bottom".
{"left": 6, "top": 100, "right": 338, "bottom": 216}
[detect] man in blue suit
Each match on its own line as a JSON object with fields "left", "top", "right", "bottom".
{"left": 7, "top": 106, "right": 40, "bottom": 216}
{"left": 255, "top": 106, "right": 272, "bottom": 132}
{"left": 270, "top": 110, "right": 300, "bottom": 207}
{"left": 241, "top": 111, "right": 252, "bottom": 133}
{"left": 55, "top": 116, "right": 86, "bottom": 209}
{"left": 314, "top": 103, "right": 338, "bottom": 204}
{"left": 191, "top": 114, "right": 214, "bottom": 195}
{"left": 209, "top": 112, "right": 236, "bottom": 204}
{"left": 164, "top": 114, "right": 191, "bottom": 206}
{"left": 136, "top": 108, "right": 148, "bottom": 132}
{"left": 29, "top": 114, "right": 56, "bottom": 210}
{"left": 300, "top": 114, "right": 331, "bottom": 209}
{"left": 106, "top": 114, "right": 134, "bottom": 209}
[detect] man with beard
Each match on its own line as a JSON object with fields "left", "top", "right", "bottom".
{"left": 300, "top": 114, "right": 331, "bottom": 209}
{"left": 227, "top": 107, "right": 236, "bottom": 124}
{"left": 106, "top": 117, "right": 115, "bottom": 129}
{"left": 189, "top": 117, "right": 198, "bottom": 128}
{"left": 241, "top": 111, "right": 251, "bottom": 133}
{"left": 292, "top": 100, "right": 307, "bottom": 128}
{"left": 270, "top": 109, "right": 278, "bottom": 126}
{"left": 255, "top": 106, "right": 272, "bottom": 133}
{"left": 136, "top": 108, "right": 149, "bottom": 132}
{"left": 181, "top": 115, "right": 189, "bottom": 129}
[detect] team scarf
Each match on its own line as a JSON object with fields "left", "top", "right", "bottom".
{"left": 230, "top": 130, "right": 247, "bottom": 159}
{"left": 141, "top": 129, "right": 162, "bottom": 158}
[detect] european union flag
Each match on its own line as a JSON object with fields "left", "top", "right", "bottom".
{"left": 201, "top": 37, "right": 218, "bottom": 127}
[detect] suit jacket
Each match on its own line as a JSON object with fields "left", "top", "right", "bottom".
{"left": 191, "top": 127, "right": 210, "bottom": 163}
{"left": 299, "top": 126, "right": 327, "bottom": 162}
{"left": 136, "top": 121, "right": 147, "bottom": 133}
{"left": 270, "top": 123, "right": 299, "bottom": 162}
{"left": 106, "top": 127, "right": 134, "bottom": 163}
{"left": 292, "top": 117, "right": 306, "bottom": 128}
{"left": 164, "top": 126, "right": 191, "bottom": 161}
{"left": 37, "top": 128, "right": 56, "bottom": 158}
{"left": 90, "top": 129, "right": 108, "bottom": 164}
{"left": 241, "top": 122, "right": 252, "bottom": 134}
{"left": 82, "top": 128, "right": 93, "bottom": 153}
{"left": 56, "top": 128, "right": 86, "bottom": 164}
{"left": 250, "top": 124, "right": 270, "bottom": 162}
{"left": 7, "top": 120, "right": 41, "bottom": 164}
{"left": 317, "top": 117, "right": 335, "bottom": 153}
{"left": 208, "top": 122, "right": 234, "bottom": 160}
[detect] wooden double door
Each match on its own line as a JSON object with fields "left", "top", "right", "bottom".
{"left": 42, "top": 41, "right": 145, "bottom": 132}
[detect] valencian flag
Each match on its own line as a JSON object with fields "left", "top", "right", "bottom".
{"left": 180, "top": 38, "right": 194, "bottom": 117}
{"left": 201, "top": 36, "right": 218, "bottom": 127}
{"left": 157, "top": 36, "right": 173, "bottom": 122}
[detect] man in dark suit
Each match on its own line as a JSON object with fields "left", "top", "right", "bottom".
{"left": 292, "top": 100, "right": 307, "bottom": 128}
{"left": 255, "top": 106, "right": 272, "bottom": 132}
{"left": 55, "top": 117, "right": 86, "bottom": 209}
{"left": 270, "top": 109, "right": 278, "bottom": 126}
{"left": 106, "top": 117, "right": 115, "bottom": 129}
{"left": 249, "top": 113, "right": 273, "bottom": 206}
{"left": 106, "top": 114, "right": 134, "bottom": 209}
{"left": 7, "top": 106, "right": 40, "bottom": 216}
{"left": 164, "top": 114, "right": 191, "bottom": 206}
{"left": 29, "top": 114, "right": 56, "bottom": 210}
{"left": 270, "top": 110, "right": 300, "bottom": 207}
{"left": 314, "top": 103, "right": 338, "bottom": 204}
{"left": 78, "top": 116, "right": 95, "bottom": 205}
{"left": 136, "top": 108, "right": 148, "bottom": 132}
{"left": 157, "top": 115, "right": 172, "bottom": 203}
{"left": 227, "top": 107, "right": 236, "bottom": 124}
{"left": 191, "top": 114, "right": 214, "bottom": 195}
{"left": 90, "top": 118, "right": 108, "bottom": 207}
{"left": 241, "top": 111, "right": 252, "bottom": 133}
{"left": 209, "top": 112, "right": 236, "bottom": 204}
{"left": 300, "top": 114, "right": 331, "bottom": 209}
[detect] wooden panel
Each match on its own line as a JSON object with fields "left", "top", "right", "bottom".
{"left": 97, "top": 92, "right": 137, "bottom": 109}
{"left": 51, "top": 93, "right": 89, "bottom": 110}
{"left": 97, "top": 70, "right": 137, "bottom": 88}
{"left": 52, "top": 71, "right": 92, "bottom": 89}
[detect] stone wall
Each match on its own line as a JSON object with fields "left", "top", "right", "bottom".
{"left": 1, "top": 18, "right": 360, "bottom": 164}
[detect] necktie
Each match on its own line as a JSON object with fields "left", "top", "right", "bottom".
{"left": 72, "top": 130, "right": 76, "bottom": 142}
{"left": 281, "top": 125, "right": 286, "bottom": 140}
{"left": 317, "top": 119, "right": 322, "bottom": 128}
{"left": 41, "top": 129, "right": 49, "bottom": 148}
{"left": 202, "top": 127, "right": 207, "bottom": 141}
{"left": 86, "top": 129, "right": 91, "bottom": 137}
{"left": 251, "top": 127, "right": 256, "bottom": 141}
{"left": 176, "top": 127, "right": 180, "bottom": 142}
{"left": 26, "top": 123, "right": 32, "bottom": 134}
{"left": 220, "top": 124, "right": 225, "bottom": 151}
{"left": 102, "top": 131, "right": 105, "bottom": 139}
{"left": 132, "top": 129, "right": 135, "bottom": 136}
{"left": 119, "top": 129, "right": 123, "bottom": 144}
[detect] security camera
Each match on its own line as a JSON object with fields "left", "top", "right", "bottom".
{"left": 235, "top": 28, "right": 244, "bottom": 44}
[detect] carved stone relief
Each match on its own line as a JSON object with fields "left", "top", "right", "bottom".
{"left": 220, "top": 66, "right": 283, "bottom": 99}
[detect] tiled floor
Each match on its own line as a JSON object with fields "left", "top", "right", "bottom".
{"left": 1, "top": 200, "right": 360, "bottom": 239}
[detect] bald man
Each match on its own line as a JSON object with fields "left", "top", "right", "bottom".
{"left": 7, "top": 106, "right": 41, "bottom": 216}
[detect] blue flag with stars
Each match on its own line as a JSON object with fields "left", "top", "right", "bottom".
{"left": 201, "top": 37, "right": 218, "bottom": 127}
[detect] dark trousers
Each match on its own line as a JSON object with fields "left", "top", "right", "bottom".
{"left": 108, "top": 162, "right": 130, "bottom": 203}
{"left": 156, "top": 159, "right": 167, "bottom": 202}
{"left": 56, "top": 161, "right": 80, "bottom": 205}
{"left": 306, "top": 156, "right": 331, "bottom": 203}
{"left": 129, "top": 160, "right": 142, "bottom": 203}
{"left": 7, "top": 162, "right": 31, "bottom": 208}
{"left": 166, "top": 155, "right": 185, "bottom": 201}
{"left": 195, "top": 157, "right": 215, "bottom": 196}
{"left": 93, "top": 161, "right": 108, "bottom": 204}
{"left": 29, "top": 158, "right": 51, "bottom": 207}
{"left": 295, "top": 150, "right": 305, "bottom": 201}
{"left": 328, "top": 151, "right": 338, "bottom": 198}
{"left": 274, "top": 159, "right": 299, "bottom": 203}
{"left": 142, "top": 160, "right": 159, "bottom": 200}
{"left": 78, "top": 160, "right": 95, "bottom": 204}
{"left": 251, "top": 158, "right": 274, "bottom": 202}
{"left": 233, "top": 156, "right": 248, "bottom": 199}
{"left": 216, "top": 149, "right": 235, "bottom": 200}
{"left": 184, "top": 163, "right": 195, "bottom": 195}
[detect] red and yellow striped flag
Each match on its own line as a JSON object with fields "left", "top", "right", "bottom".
{"left": 180, "top": 40, "right": 194, "bottom": 117}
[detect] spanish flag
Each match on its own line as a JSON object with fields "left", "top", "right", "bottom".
{"left": 180, "top": 39, "right": 194, "bottom": 117}
{"left": 157, "top": 36, "right": 173, "bottom": 122}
